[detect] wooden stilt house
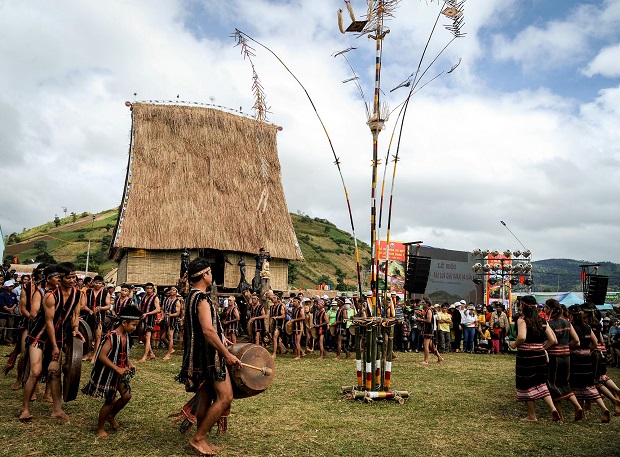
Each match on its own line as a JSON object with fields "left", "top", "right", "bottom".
{"left": 109, "top": 102, "right": 303, "bottom": 289}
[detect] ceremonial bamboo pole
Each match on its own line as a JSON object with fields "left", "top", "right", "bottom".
{"left": 365, "top": 326, "right": 373, "bottom": 390}
{"left": 384, "top": 325, "right": 394, "bottom": 390}
{"left": 371, "top": 326, "right": 378, "bottom": 391}
{"left": 355, "top": 325, "right": 363, "bottom": 389}
{"left": 375, "top": 324, "right": 382, "bottom": 390}
{"left": 369, "top": 1, "right": 385, "bottom": 302}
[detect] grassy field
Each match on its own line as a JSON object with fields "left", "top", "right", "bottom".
{"left": 1, "top": 345, "right": 619, "bottom": 457}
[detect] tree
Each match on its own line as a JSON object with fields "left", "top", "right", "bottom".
{"left": 33, "top": 240, "right": 48, "bottom": 254}
{"left": 3, "top": 254, "right": 15, "bottom": 265}
{"left": 54, "top": 215, "right": 61, "bottom": 227}
{"left": 35, "top": 252, "right": 56, "bottom": 264}
{"left": 77, "top": 234, "right": 85, "bottom": 241}
{"left": 7, "top": 233, "right": 20, "bottom": 245}
{"left": 81, "top": 212, "right": 89, "bottom": 218}
{"left": 316, "top": 275, "right": 334, "bottom": 289}
{"left": 101, "top": 235, "right": 112, "bottom": 250}
{"left": 335, "top": 267, "right": 347, "bottom": 290}
{"left": 105, "top": 223, "right": 113, "bottom": 232}
{"left": 71, "top": 212, "right": 77, "bottom": 223}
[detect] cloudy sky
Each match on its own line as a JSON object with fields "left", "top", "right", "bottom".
{"left": 1, "top": 0, "right": 619, "bottom": 263}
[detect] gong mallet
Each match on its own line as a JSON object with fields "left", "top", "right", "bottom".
{"left": 239, "top": 362, "right": 273, "bottom": 376}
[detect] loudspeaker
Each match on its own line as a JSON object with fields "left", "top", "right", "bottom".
{"left": 586, "top": 275, "right": 608, "bottom": 306}
{"left": 405, "top": 256, "right": 431, "bottom": 294}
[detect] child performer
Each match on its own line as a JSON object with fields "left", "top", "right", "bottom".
{"left": 82, "top": 305, "right": 142, "bottom": 438}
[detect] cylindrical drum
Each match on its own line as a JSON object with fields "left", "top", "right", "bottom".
{"left": 228, "top": 343, "right": 275, "bottom": 399}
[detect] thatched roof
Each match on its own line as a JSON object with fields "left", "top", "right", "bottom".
{"left": 111, "top": 102, "right": 303, "bottom": 261}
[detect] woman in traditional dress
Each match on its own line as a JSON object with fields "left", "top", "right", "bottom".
{"left": 569, "top": 305, "right": 611, "bottom": 422}
{"left": 543, "top": 299, "right": 584, "bottom": 421}
{"left": 420, "top": 299, "right": 443, "bottom": 365}
{"left": 582, "top": 304, "right": 620, "bottom": 414}
{"left": 509, "top": 295, "right": 560, "bottom": 422}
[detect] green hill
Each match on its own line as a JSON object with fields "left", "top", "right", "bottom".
{"left": 531, "top": 258, "right": 620, "bottom": 292}
{"left": 2, "top": 210, "right": 372, "bottom": 289}
{"left": 3, "top": 209, "right": 119, "bottom": 274}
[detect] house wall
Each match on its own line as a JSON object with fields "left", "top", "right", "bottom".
{"left": 117, "top": 249, "right": 289, "bottom": 290}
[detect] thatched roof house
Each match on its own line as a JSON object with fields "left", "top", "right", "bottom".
{"left": 110, "top": 102, "right": 303, "bottom": 290}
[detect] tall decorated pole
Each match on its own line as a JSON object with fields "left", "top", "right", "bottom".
{"left": 368, "top": 1, "right": 385, "bottom": 312}
{"left": 234, "top": 0, "right": 466, "bottom": 403}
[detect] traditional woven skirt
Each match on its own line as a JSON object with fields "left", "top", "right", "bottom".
{"left": 570, "top": 349, "right": 601, "bottom": 401}
{"left": 516, "top": 343, "right": 550, "bottom": 401}
{"left": 591, "top": 346, "right": 610, "bottom": 387}
{"left": 547, "top": 345, "right": 574, "bottom": 401}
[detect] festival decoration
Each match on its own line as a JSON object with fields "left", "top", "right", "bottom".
{"left": 233, "top": 0, "right": 467, "bottom": 402}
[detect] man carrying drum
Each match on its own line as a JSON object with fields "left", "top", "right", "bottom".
{"left": 176, "top": 258, "right": 241, "bottom": 456}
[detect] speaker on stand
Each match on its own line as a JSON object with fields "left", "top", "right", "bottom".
{"left": 404, "top": 255, "right": 431, "bottom": 294}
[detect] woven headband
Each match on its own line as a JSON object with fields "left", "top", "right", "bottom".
{"left": 117, "top": 314, "right": 141, "bottom": 321}
{"left": 190, "top": 267, "right": 210, "bottom": 278}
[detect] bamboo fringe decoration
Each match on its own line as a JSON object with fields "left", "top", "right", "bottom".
{"left": 337, "top": 9, "right": 345, "bottom": 33}
{"left": 345, "top": 0, "right": 356, "bottom": 22}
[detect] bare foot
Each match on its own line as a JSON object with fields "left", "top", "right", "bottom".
{"left": 420, "top": 361, "right": 429, "bottom": 366}
{"left": 614, "top": 401, "right": 620, "bottom": 415}
{"left": 334, "top": 357, "right": 340, "bottom": 361}
{"left": 163, "top": 355, "right": 171, "bottom": 360}
{"left": 82, "top": 355, "right": 91, "bottom": 362}
{"left": 170, "top": 349, "right": 176, "bottom": 354}
{"left": 30, "top": 394, "right": 37, "bottom": 401}
{"left": 271, "top": 354, "right": 276, "bottom": 359}
{"left": 41, "top": 396, "right": 53, "bottom": 404}
{"left": 10, "top": 381, "right": 21, "bottom": 390}
{"left": 318, "top": 356, "right": 324, "bottom": 359}
{"left": 437, "top": 356, "right": 444, "bottom": 363}
{"left": 107, "top": 415, "right": 120, "bottom": 431}
{"left": 95, "top": 429, "right": 110, "bottom": 439}
{"left": 51, "top": 410, "right": 70, "bottom": 420}
{"left": 551, "top": 410, "right": 561, "bottom": 422}
{"left": 602, "top": 410, "right": 611, "bottom": 423}
{"left": 19, "top": 410, "right": 33, "bottom": 422}
{"left": 521, "top": 417, "right": 538, "bottom": 422}
{"left": 149, "top": 353, "right": 156, "bottom": 360}
{"left": 208, "top": 442, "right": 221, "bottom": 452}
{"left": 575, "top": 408, "right": 585, "bottom": 422}
{"left": 189, "top": 438, "right": 216, "bottom": 456}
{"left": 293, "top": 357, "right": 300, "bottom": 360}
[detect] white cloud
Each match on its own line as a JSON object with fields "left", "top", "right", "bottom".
{"left": 1, "top": 0, "right": 620, "bottom": 266}
{"left": 490, "top": 1, "right": 620, "bottom": 72}
{"left": 583, "top": 44, "right": 620, "bottom": 78}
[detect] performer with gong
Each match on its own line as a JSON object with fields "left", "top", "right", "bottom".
{"left": 175, "top": 258, "right": 241, "bottom": 456}
{"left": 21, "top": 262, "right": 85, "bottom": 421}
